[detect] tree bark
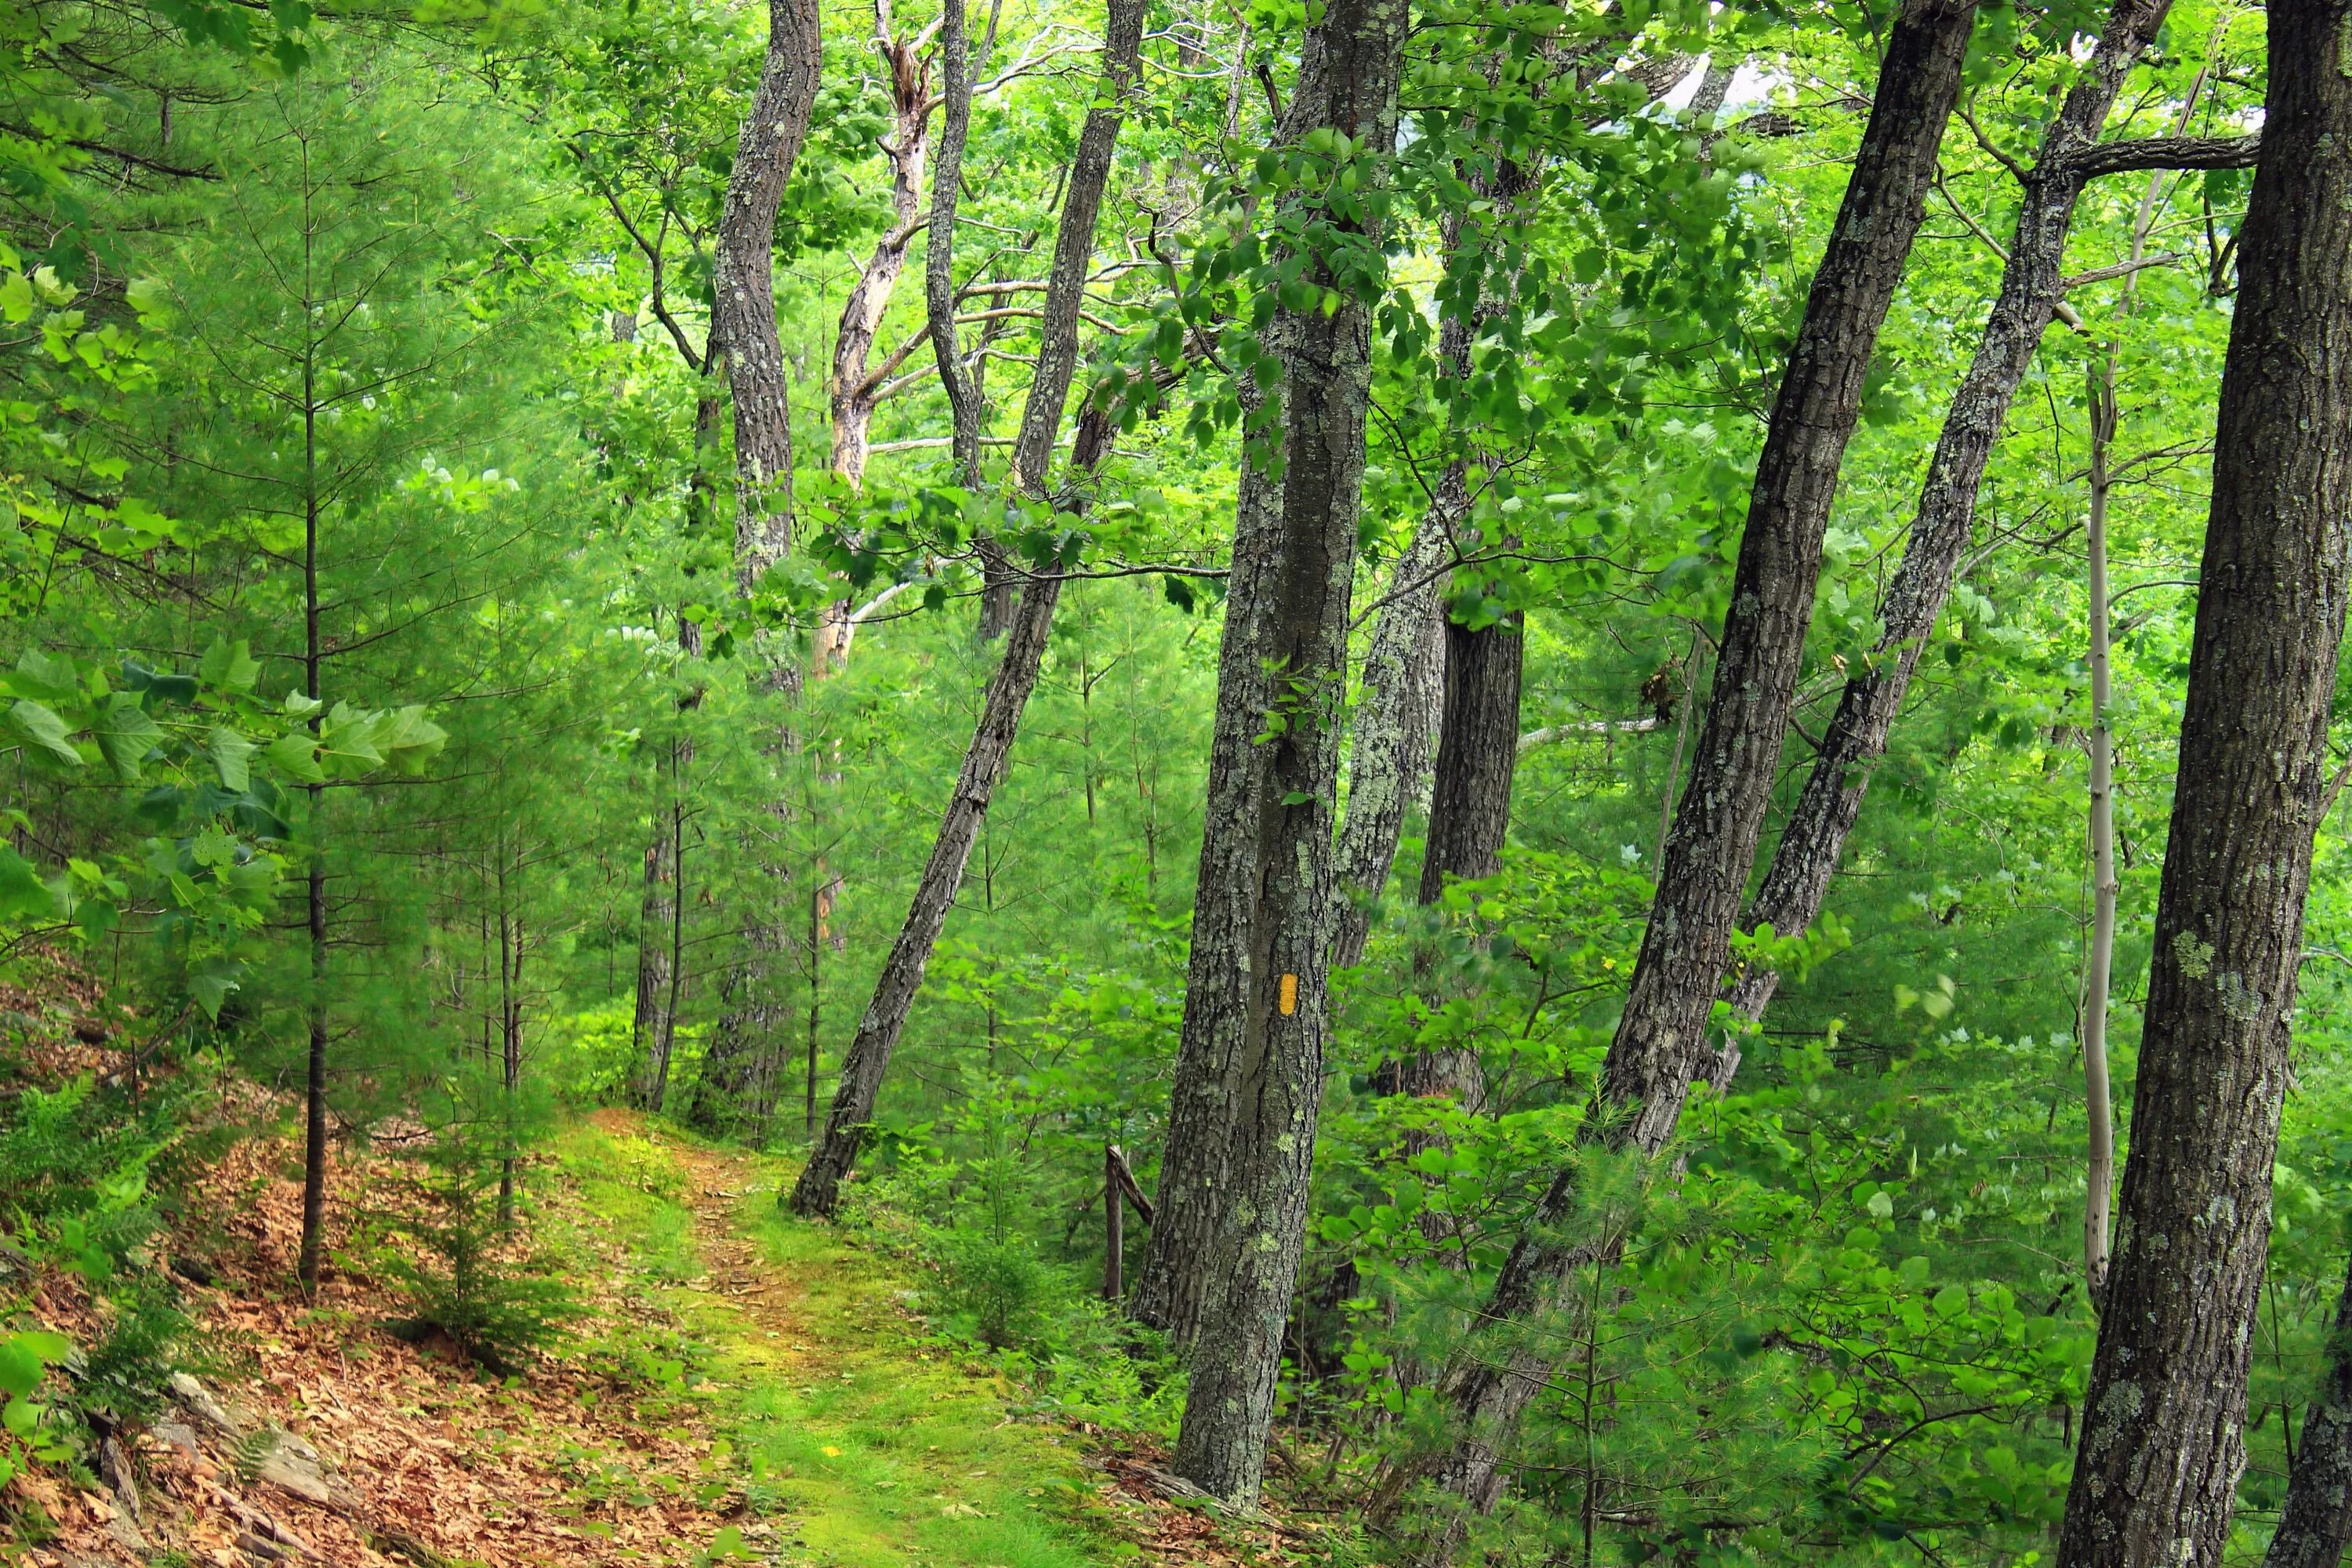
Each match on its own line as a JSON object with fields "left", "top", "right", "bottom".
{"left": 1604, "top": 0, "right": 1973, "bottom": 1145}
{"left": 1128, "top": 0, "right": 1408, "bottom": 1509}
{"left": 829, "top": 30, "right": 935, "bottom": 494}
{"left": 1417, "top": 612, "right": 1522, "bottom": 902}
{"left": 2265, "top": 1247, "right": 2352, "bottom": 1568}
{"left": 786, "top": 0, "right": 1146, "bottom": 1215}
{"left": 2056, "top": 2, "right": 2352, "bottom": 1558}
{"left": 1007, "top": 0, "right": 1147, "bottom": 493}
{"left": 1365, "top": 0, "right": 1978, "bottom": 1549}
{"left": 1329, "top": 498, "right": 1452, "bottom": 968}
{"left": 2081, "top": 361, "right": 2117, "bottom": 1298}
{"left": 631, "top": 744, "right": 682, "bottom": 1110}
{"left": 787, "top": 571, "right": 1063, "bottom": 1215}
{"left": 924, "top": 0, "right": 983, "bottom": 499}
{"left": 713, "top": 0, "right": 822, "bottom": 599}
{"left": 1712, "top": 0, "right": 2230, "bottom": 1070}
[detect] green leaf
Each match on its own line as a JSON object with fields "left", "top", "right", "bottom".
{"left": 0, "top": 848, "right": 57, "bottom": 924}
{"left": 8, "top": 700, "right": 84, "bottom": 768}
{"left": 263, "top": 731, "right": 325, "bottom": 783}
{"left": 199, "top": 638, "right": 262, "bottom": 693}
{"left": 209, "top": 727, "right": 256, "bottom": 791}
{"left": 95, "top": 694, "right": 166, "bottom": 779}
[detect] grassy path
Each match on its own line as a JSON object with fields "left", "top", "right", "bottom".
{"left": 558, "top": 1115, "right": 1126, "bottom": 1568}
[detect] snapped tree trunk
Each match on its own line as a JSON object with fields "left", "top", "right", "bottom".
{"left": 786, "top": 0, "right": 1145, "bottom": 1216}
{"left": 2264, "top": 1246, "right": 2352, "bottom": 1568}
{"left": 2055, "top": 2, "right": 2352, "bottom": 1559}
{"left": 1713, "top": 0, "right": 2253, "bottom": 1073}
{"left": 1365, "top": 0, "right": 1978, "bottom": 1548}
{"left": 1128, "top": 0, "right": 1408, "bottom": 1509}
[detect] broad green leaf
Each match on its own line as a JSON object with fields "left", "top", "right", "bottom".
{"left": 8, "top": 700, "right": 83, "bottom": 768}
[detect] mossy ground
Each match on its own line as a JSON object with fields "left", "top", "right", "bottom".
{"left": 550, "top": 1114, "right": 1133, "bottom": 1567}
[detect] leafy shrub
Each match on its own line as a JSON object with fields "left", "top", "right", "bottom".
{"left": 927, "top": 1226, "right": 1054, "bottom": 1350}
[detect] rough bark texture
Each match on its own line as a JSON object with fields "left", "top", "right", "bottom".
{"left": 1712, "top": 0, "right": 2180, "bottom": 1069}
{"left": 786, "top": 572, "right": 1063, "bottom": 1217}
{"left": 2081, "top": 365, "right": 2118, "bottom": 1297}
{"left": 713, "top": 0, "right": 822, "bottom": 595}
{"left": 1417, "top": 613, "right": 1523, "bottom": 902}
{"left": 1007, "top": 0, "right": 1147, "bottom": 493}
{"left": 2265, "top": 1249, "right": 2352, "bottom": 1568}
{"left": 786, "top": 0, "right": 1142, "bottom": 1216}
{"left": 1328, "top": 497, "right": 1453, "bottom": 969}
{"left": 1367, "top": 1, "right": 1978, "bottom": 1551}
{"left": 2056, "top": 2, "right": 2352, "bottom": 1558}
{"left": 1606, "top": 0, "right": 1973, "bottom": 1142}
{"left": 924, "top": 0, "right": 983, "bottom": 497}
{"left": 1129, "top": 0, "right": 1408, "bottom": 1508}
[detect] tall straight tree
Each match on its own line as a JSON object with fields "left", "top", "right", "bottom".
{"left": 1132, "top": 0, "right": 1409, "bottom": 1507}
{"left": 787, "top": 0, "right": 1149, "bottom": 1218}
{"left": 1711, "top": 0, "right": 2259, "bottom": 1069}
{"left": 2054, "top": 0, "right": 2352, "bottom": 1556}
{"left": 1366, "top": 0, "right": 1978, "bottom": 1550}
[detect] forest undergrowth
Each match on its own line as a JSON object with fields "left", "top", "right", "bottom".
{"left": 4, "top": 1058, "right": 1326, "bottom": 1568}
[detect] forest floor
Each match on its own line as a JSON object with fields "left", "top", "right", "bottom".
{"left": 11, "top": 1107, "right": 1317, "bottom": 1568}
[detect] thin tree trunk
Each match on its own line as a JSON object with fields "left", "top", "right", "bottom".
{"left": 1366, "top": 0, "right": 1977, "bottom": 1548}
{"left": 2082, "top": 361, "right": 2117, "bottom": 1298}
{"left": 633, "top": 740, "right": 682, "bottom": 1110}
{"left": 2265, "top": 1247, "right": 2352, "bottom": 1568}
{"left": 1008, "top": 0, "right": 1146, "bottom": 492}
{"left": 788, "top": 573, "right": 1063, "bottom": 1214}
{"left": 297, "top": 319, "right": 328, "bottom": 1293}
{"left": 1712, "top": 0, "right": 2252, "bottom": 1067}
{"left": 788, "top": 0, "right": 1145, "bottom": 1216}
{"left": 1329, "top": 501, "right": 1452, "bottom": 969}
{"left": 1131, "top": 0, "right": 1408, "bottom": 1508}
{"left": 829, "top": 28, "right": 935, "bottom": 493}
{"left": 2055, "top": 5, "right": 2352, "bottom": 1559}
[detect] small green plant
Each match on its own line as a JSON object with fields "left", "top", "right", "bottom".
{"left": 377, "top": 1070, "right": 582, "bottom": 1374}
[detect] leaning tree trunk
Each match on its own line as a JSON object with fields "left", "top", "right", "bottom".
{"left": 786, "top": 0, "right": 1147, "bottom": 1218}
{"left": 2265, "top": 1247, "right": 2352, "bottom": 1568}
{"left": 828, "top": 30, "right": 934, "bottom": 494}
{"left": 1366, "top": 0, "right": 1978, "bottom": 1552}
{"left": 1127, "top": 0, "right": 1407, "bottom": 1509}
{"left": 2055, "top": 3, "right": 2352, "bottom": 1559}
{"left": 1711, "top": 0, "right": 2256, "bottom": 1073}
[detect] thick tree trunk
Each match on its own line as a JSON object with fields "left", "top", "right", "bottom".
{"left": 1129, "top": 0, "right": 1407, "bottom": 1509}
{"left": 1366, "top": 0, "right": 1978, "bottom": 1550}
{"left": 2055, "top": 4, "right": 2352, "bottom": 1559}
{"left": 786, "top": 0, "right": 1145, "bottom": 1215}
{"left": 713, "top": 0, "right": 822, "bottom": 598}
{"left": 1712, "top": 0, "right": 2245, "bottom": 1069}
{"left": 786, "top": 572, "right": 1063, "bottom": 1215}
{"left": 2265, "top": 1249, "right": 2352, "bottom": 1568}
{"left": 1417, "top": 613, "right": 1522, "bottom": 902}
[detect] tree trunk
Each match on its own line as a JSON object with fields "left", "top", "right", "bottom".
{"left": 1007, "top": 0, "right": 1147, "bottom": 493}
{"left": 1712, "top": 0, "right": 2231, "bottom": 1069}
{"left": 1603, "top": 0, "right": 1973, "bottom": 1146}
{"left": 1366, "top": 0, "right": 1978, "bottom": 1549}
{"left": 2055, "top": 4, "right": 2352, "bottom": 1559}
{"left": 713, "top": 0, "right": 822, "bottom": 598}
{"left": 1417, "top": 612, "right": 1522, "bottom": 902}
{"left": 829, "top": 31, "right": 934, "bottom": 494}
{"left": 1131, "top": 0, "right": 1407, "bottom": 1508}
{"left": 787, "top": 572, "right": 1063, "bottom": 1215}
{"left": 2265, "top": 1247, "right": 2352, "bottom": 1568}
{"left": 631, "top": 758, "right": 680, "bottom": 1110}
{"left": 1329, "top": 498, "right": 1452, "bottom": 968}
{"left": 2081, "top": 361, "right": 2117, "bottom": 1298}
{"left": 787, "top": 0, "right": 1145, "bottom": 1216}
{"left": 924, "top": 0, "right": 983, "bottom": 498}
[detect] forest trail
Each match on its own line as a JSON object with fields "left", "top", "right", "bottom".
{"left": 598, "top": 1112, "right": 1120, "bottom": 1568}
